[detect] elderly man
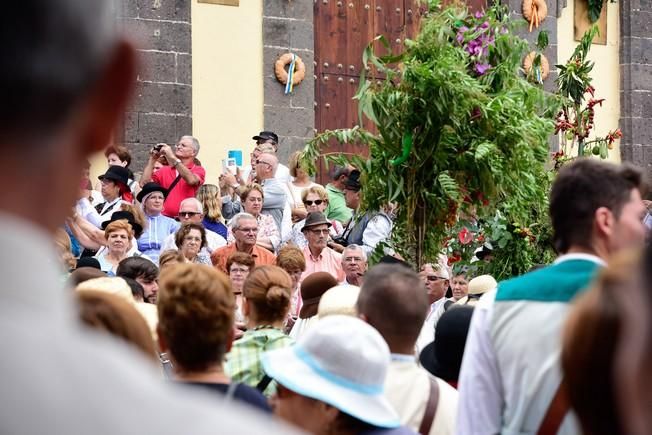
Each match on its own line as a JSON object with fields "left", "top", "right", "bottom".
{"left": 415, "top": 263, "right": 451, "bottom": 354}
{"left": 240, "top": 131, "right": 291, "bottom": 183}
{"left": 211, "top": 212, "right": 276, "bottom": 273}
{"left": 300, "top": 212, "right": 345, "bottom": 284}
{"left": 161, "top": 198, "right": 226, "bottom": 257}
{"left": 140, "top": 135, "right": 205, "bottom": 218}
{"left": 358, "top": 264, "right": 458, "bottom": 435}
{"left": 0, "top": 1, "right": 290, "bottom": 433}
{"left": 254, "top": 152, "right": 287, "bottom": 233}
{"left": 325, "top": 165, "right": 354, "bottom": 225}
{"left": 341, "top": 244, "right": 367, "bottom": 286}
{"left": 458, "top": 159, "right": 647, "bottom": 435}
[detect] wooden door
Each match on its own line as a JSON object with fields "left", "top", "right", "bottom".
{"left": 314, "top": 0, "right": 485, "bottom": 183}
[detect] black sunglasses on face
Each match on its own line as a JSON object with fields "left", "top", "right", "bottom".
{"left": 304, "top": 200, "right": 324, "bottom": 206}
{"left": 179, "top": 212, "right": 201, "bottom": 218}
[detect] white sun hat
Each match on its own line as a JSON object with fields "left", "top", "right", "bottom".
{"left": 261, "top": 315, "right": 400, "bottom": 428}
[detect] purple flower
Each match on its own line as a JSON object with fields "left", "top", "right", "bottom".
{"left": 474, "top": 10, "right": 485, "bottom": 18}
{"left": 480, "top": 21, "right": 490, "bottom": 29}
{"left": 475, "top": 63, "right": 491, "bottom": 75}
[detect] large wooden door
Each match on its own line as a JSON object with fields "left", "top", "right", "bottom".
{"left": 314, "top": 0, "right": 485, "bottom": 183}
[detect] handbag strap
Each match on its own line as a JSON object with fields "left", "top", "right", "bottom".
{"left": 167, "top": 173, "right": 183, "bottom": 195}
{"left": 419, "top": 376, "right": 440, "bottom": 435}
{"left": 537, "top": 379, "right": 569, "bottom": 435}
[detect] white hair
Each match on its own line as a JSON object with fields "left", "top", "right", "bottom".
{"left": 342, "top": 244, "right": 367, "bottom": 262}
{"left": 181, "top": 135, "right": 200, "bottom": 154}
{"left": 179, "top": 197, "right": 203, "bottom": 214}
{"left": 229, "top": 212, "right": 257, "bottom": 230}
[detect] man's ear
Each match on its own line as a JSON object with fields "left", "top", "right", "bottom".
{"left": 594, "top": 206, "right": 615, "bottom": 239}
{"left": 78, "top": 40, "right": 137, "bottom": 156}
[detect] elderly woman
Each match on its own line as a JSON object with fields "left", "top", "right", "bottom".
{"left": 137, "top": 182, "right": 179, "bottom": 263}
{"left": 226, "top": 251, "right": 255, "bottom": 325}
{"left": 175, "top": 222, "right": 210, "bottom": 265}
{"left": 284, "top": 185, "right": 343, "bottom": 249}
{"left": 286, "top": 151, "right": 320, "bottom": 223}
{"left": 157, "top": 264, "right": 271, "bottom": 412}
{"left": 227, "top": 184, "right": 280, "bottom": 252}
{"left": 95, "top": 220, "right": 138, "bottom": 276}
{"left": 275, "top": 245, "right": 307, "bottom": 320}
{"left": 197, "top": 184, "right": 228, "bottom": 240}
{"left": 225, "top": 265, "right": 294, "bottom": 396}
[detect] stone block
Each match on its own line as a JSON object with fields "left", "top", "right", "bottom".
{"left": 642, "top": 145, "right": 652, "bottom": 171}
{"left": 176, "top": 115, "right": 193, "bottom": 139}
{"left": 264, "top": 75, "right": 292, "bottom": 108}
{"left": 632, "top": 117, "right": 652, "bottom": 145}
{"left": 117, "top": 0, "right": 139, "bottom": 18}
{"left": 620, "top": 117, "right": 634, "bottom": 146}
{"left": 641, "top": 0, "right": 652, "bottom": 11}
{"left": 125, "top": 142, "right": 155, "bottom": 172}
{"left": 177, "top": 53, "right": 192, "bottom": 85}
{"left": 264, "top": 0, "right": 313, "bottom": 20}
{"left": 137, "top": 0, "right": 191, "bottom": 22}
{"left": 620, "top": 143, "right": 633, "bottom": 162}
{"left": 124, "top": 111, "right": 139, "bottom": 143}
{"left": 264, "top": 106, "right": 315, "bottom": 137}
{"left": 628, "top": 91, "right": 652, "bottom": 117}
{"left": 629, "top": 64, "right": 652, "bottom": 92}
{"left": 138, "top": 113, "right": 178, "bottom": 144}
{"left": 133, "top": 81, "right": 192, "bottom": 115}
{"left": 263, "top": 17, "right": 291, "bottom": 48}
{"left": 264, "top": 46, "right": 286, "bottom": 79}
{"left": 631, "top": 11, "right": 652, "bottom": 38}
{"left": 290, "top": 20, "right": 315, "bottom": 51}
{"left": 137, "top": 50, "right": 176, "bottom": 82}
{"left": 123, "top": 18, "right": 191, "bottom": 54}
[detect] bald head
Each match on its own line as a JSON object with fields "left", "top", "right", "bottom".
{"left": 357, "top": 264, "right": 428, "bottom": 352}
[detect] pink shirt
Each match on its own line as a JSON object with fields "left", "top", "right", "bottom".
{"left": 300, "top": 245, "right": 345, "bottom": 284}
{"left": 153, "top": 163, "right": 206, "bottom": 218}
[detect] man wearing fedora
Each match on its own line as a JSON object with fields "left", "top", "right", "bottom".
{"left": 140, "top": 135, "right": 205, "bottom": 219}
{"left": 76, "top": 165, "right": 131, "bottom": 229}
{"left": 300, "top": 211, "right": 344, "bottom": 284}
{"left": 357, "top": 264, "right": 458, "bottom": 435}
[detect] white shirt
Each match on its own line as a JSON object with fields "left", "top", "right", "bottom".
{"left": 162, "top": 227, "right": 227, "bottom": 253}
{"left": 361, "top": 213, "right": 393, "bottom": 257}
{"left": 0, "top": 212, "right": 296, "bottom": 435}
{"left": 416, "top": 297, "right": 450, "bottom": 354}
{"left": 76, "top": 197, "right": 124, "bottom": 228}
{"left": 385, "top": 356, "right": 458, "bottom": 435}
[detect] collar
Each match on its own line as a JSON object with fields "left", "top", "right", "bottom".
{"left": 307, "top": 247, "right": 324, "bottom": 261}
{"left": 326, "top": 183, "right": 344, "bottom": 194}
{"left": 390, "top": 353, "right": 416, "bottom": 362}
{"left": 554, "top": 253, "right": 606, "bottom": 266}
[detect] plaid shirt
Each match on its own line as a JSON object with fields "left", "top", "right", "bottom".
{"left": 225, "top": 325, "right": 293, "bottom": 396}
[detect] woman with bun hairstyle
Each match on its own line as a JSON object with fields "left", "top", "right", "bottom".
{"left": 225, "top": 265, "right": 293, "bottom": 396}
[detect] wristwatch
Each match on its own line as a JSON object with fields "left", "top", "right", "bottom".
{"left": 173, "top": 158, "right": 181, "bottom": 167}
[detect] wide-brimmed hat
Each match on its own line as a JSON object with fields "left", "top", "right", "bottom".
{"left": 262, "top": 315, "right": 400, "bottom": 428}
{"left": 301, "top": 212, "right": 332, "bottom": 232}
{"left": 137, "top": 182, "right": 168, "bottom": 203}
{"left": 252, "top": 131, "right": 279, "bottom": 144}
{"left": 101, "top": 210, "right": 143, "bottom": 237}
{"left": 98, "top": 165, "right": 130, "bottom": 186}
{"left": 317, "top": 284, "right": 360, "bottom": 319}
{"left": 419, "top": 305, "right": 474, "bottom": 382}
{"left": 344, "top": 169, "right": 362, "bottom": 192}
{"left": 456, "top": 274, "right": 497, "bottom": 307}
{"left": 299, "top": 272, "right": 338, "bottom": 319}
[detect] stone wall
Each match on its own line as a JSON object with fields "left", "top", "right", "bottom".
{"left": 620, "top": 0, "right": 652, "bottom": 181}
{"left": 262, "top": 0, "right": 315, "bottom": 164}
{"left": 116, "top": 0, "right": 192, "bottom": 172}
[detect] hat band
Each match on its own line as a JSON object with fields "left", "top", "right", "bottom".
{"left": 293, "top": 345, "right": 383, "bottom": 395}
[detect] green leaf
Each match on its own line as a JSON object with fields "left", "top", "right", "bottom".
{"left": 437, "top": 171, "right": 460, "bottom": 200}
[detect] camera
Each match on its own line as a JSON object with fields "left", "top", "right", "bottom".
{"left": 153, "top": 144, "right": 164, "bottom": 153}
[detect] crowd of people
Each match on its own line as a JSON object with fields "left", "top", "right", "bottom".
{"left": 7, "top": 1, "right": 652, "bottom": 434}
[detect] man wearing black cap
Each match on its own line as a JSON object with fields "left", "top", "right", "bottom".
{"left": 241, "top": 131, "right": 291, "bottom": 183}
{"left": 336, "top": 170, "right": 393, "bottom": 258}
{"left": 76, "top": 166, "right": 130, "bottom": 228}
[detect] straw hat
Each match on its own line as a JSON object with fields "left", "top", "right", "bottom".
{"left": 317, "top": 284, "right": 360, "bottom": 319}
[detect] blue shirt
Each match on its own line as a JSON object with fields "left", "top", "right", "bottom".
{"left": 202, "top": 218, "right": 228, "bottom": 240}
{"left": 137, "top": 214, "right": 179, "bottom": 264}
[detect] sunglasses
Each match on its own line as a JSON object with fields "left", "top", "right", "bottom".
{"left": 303, "top": 200, "right": 324, "bottom": 206}
{"left": 255, "top": 160, "right": 272, "bottom": 166}
{"left": 178, "top": 211, "right": 201, "bottom": 218}
{"left": 425, "top": 275, "right": 447, "bottom": 282}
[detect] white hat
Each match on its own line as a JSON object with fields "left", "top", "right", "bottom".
{"left": 261, "top": 315, "right": 400, "bottom": 428}
{"left": 468, "top": 274, "right": 497, "bottom": 295}
{"left": 317, "top": 284, "right": 360, "bottom": 319}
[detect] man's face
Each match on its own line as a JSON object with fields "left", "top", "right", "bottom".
{"left": 305, "top": 224, "right": 329, "bottom": 251}
{"left": 136, "top": 276, "right": 159, "bottom": 304}
{"left": 178, "top": 203, "right": 202, "bottom": 223}
{"left": 234, "top": 218, "right": 258, "bottom": 247}
{"left": 174, "top": 137, "right": 195, "bottom": 159}
{"left": 420, "top": 264, "right": 448, "bottom": 304}
{"left": 609, "top": 189, "right": 647, "bottom": 252}
{"left": 451, "top": 274, "right": 469, "bottom": 301}
{"left": 344, "top": 188, "right": 360, "bottom": 209}
{"left": 342, "top": 248, "right": 367, "bottom": 280}
{"left": 255, "top": 155, "right": 274, "bottom": 179}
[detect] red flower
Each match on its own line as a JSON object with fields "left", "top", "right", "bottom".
{"left": 458, "top": 227, "right": 473, "bottom": 245}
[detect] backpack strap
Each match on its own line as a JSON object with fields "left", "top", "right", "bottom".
{"left": 537, "top": 379, "right": 570, "bottom": 435}
{"left": 256, "top": 375, "right": 273, "bottom": 393}
{"left": 418, "top": 376, "right": 440, "bottom": 435}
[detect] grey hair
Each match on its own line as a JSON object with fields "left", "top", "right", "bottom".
{"left": 230, "top": 212, "right": 257, "bottom": 230}
{"left": 343, "top": 244, "right": 367, "bottom": 262}
{"left": 181, "top": 135, "right": 200, "bottom": 154}
{"left": 179, "top": 197, "right": 203, "bottom": 214}
{"left": 332, "top": 165, "right": 351, "bottom": 181}
{"left": 1, "top": 1, "right": 118, "bottom": 147}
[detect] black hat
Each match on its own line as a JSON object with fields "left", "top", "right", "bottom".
{"left": 419, "top": 305, "right": 475, "bottom": 382}
{"left": 252, "top": 131, "right": 279, "bottom": 144}
{"left": 75, "top": 257, "right": 102, "bottom": 270}
{"left": 98, "top": 165, "right": 130, "bottom": 186}
{"left": 137, "top": 182, "right": 168, "bottom": 203}
{"left": 101, "top": 210, "right": 143, "bottom": 237}
{"left": 344, "top": 169, "right": 362, "bottom": 192}
{"left": 301, "top": 212, "right": 332, "bottom": 232}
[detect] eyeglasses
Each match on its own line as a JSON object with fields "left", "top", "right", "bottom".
{"left": 303, "top": 200, "right": 324, "bottom": 206}
{"left": 343, "top": 256, "right": 364, "bottom": 263}
{"left": 425, "top": 275, "right": 447, "bottom": 282}
{"left": 309, "top": 229, "right": 330, "bottom": 235}
{"left": 236, "top": 227, "right": 258, "bottom": 233}
{"left": 255, "top": 160, "right": 272, "bottom": 167}
{"left": 178, "top": 212, "right": 201, "bottom": 218}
